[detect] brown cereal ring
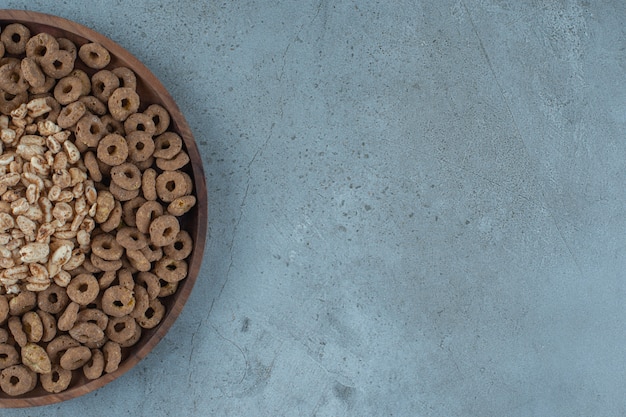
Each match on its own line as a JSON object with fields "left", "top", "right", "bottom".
{"left": 60, "top": 345, "right": 92, "bottom": 371}
{"left": 127, "top": 131, "right": 155, "bottom": 163}
{"left": 0, "top": 90, "right": 27, "bottom": 115}
{"left": 97, "top": 270, "right": 117, "bottom": 290}
{"left": 25, "top": 32, "right": 58, "bottom": 62}
{"left": 106, "top": 315, "right": 137, "bottom": 344}
{"left": 156, "top": 151, "right": 191, "bottom": 171}
{"left": 141, "top": 168, "right": 158, "bottom": 201}
{"left": 78, "top": 98, "right": 104, "bottom": 119}
{"left": 0, "top": 329, "right": 8, "bottom": 344}
{"left": 137, "top": 271, "right": 160, "bottom": 300}
{"left": 164, "top": 230, "right": 194, "bottom": 261}
{"left": 57, "top": 301, "right": 80, "bottom": 332}
{"left": 21, "top": 57, "right": 46, "bottom": 89}
{"left": 30, "top": 79, "right": 55, "bottom": 97}
{"left": 167, "top": 195, "right": 197, "bottom": 217}
{"left": 103, "top": 341, "right": 121, "bottom": 373}
{"left": 91, "top": 69, "right": 119, "bottom": 102}
{"left": 124, "top": 112, "right": 156, "bottom": 136}
{"left": 66, "top": 273, "right": 99, "bottom": 305}
{"left": 111, "top": 66, "right": 136, "bottom": 90}
{"left": 0, "top": 60, "right": 29, "bottom": 95}
{"left": 1, "top": 23, "right": 31, "bottom": 55}
{"left": 121, "top": 257, "right": 138, "bottom": 275}
{"left": 36, "top": 309, "right": 57, "bottom": 342}
{"left": 80, "top": 257, "right": 102, "bottom": 274}
{"left": 57, "top": 37, "right": 77, "bottom": 58}
{"left": 141, "top": 243, "right": 163, "bottom": 264}
{"left": 136, "top": 298, "right": 165, "bottom": 329}
{"left": 153, "top": 132, "right": 183, "bottom": 159}
{"left": 78, "top": 42, "right": 110, "bottom": 69}
{"left": 90, "top": 253, "right": 123, "bottom": 272}
{"left": 102, "top": 285, "right": 135, "bottom": 317}
{"left": 136, "top": 201, "right": 164, "bottom": 235}
{"left": 21, "top": 342, "right": 52, "bottom": 374}
{"left": 53, "top": 75, "right": 83, "bottom": 105}
{"left": 0, "top": 344, "right": 19, "bottom": 370}
{"left": 95, "top": 189, "right": 115, "bottom": 223}
{"left": 117, "top": 268, "right": 135, "bottom": 291}
{"left": 154, "top": 257, "right": 188, "bottom": 283}
{"left": 8, "top": 316, "right": 27, "bottom": 348}
{"left": 0, "top": 365, "right": 37, "bottom": 396}
{"left": 126, "top": 249, "right": 152, "bottom": 272}
{"left": 100, "top": 200, "right": 123, "bottom": 233}
{"left": 56, "top": 100, "right": 86, "bottom": 128}
{"left": 9, "top": 290, "right": 37, "bottom": 316}
{"left": 83, "top": 349, "right": 104, "bottom": 380}
{"left": 130, "top": 285, "right": 149, "bottom": 319}
{"left": 37, "top": 284, "right": 69, "bottom": 314}
{"left": 135, "top": 156, "right": 155, "bottom": 171}
{"left": 110, "top": 162, "right": 142, "bottom": 191}
{"left": 21, "top": 311, "right": 43, "bottom": 343}
{"left": 108, "top": 87, "right": 140, "bottom": 122}
{"left": 144, "top": 104, "right": 170, "bottom": 135}
{"left": 91, "top": 233, "right": 123, "bottom": 261}
{"left": 97, "top": 133, "right": 128, "bottom": 166}
{"left": 100, "top": 113, "right": 125, "bottom": 135}
{"left": 69, "top": 69, "right": 91, "bottom": 94}
{"left": 158, "top": 279, "right": 178, "bottom": 298}
{"left": 46, "top": 335, "right": 79, "bottom": 363}
{"left": 0, "top": 295, "right": 8, "bottom": 324}
{"left": 40, "top": 365, "right": 72, "bottom": 393}
{"left": 116, "top": 227, "right": 149, "bottom": 250}
{"left": 122, "top": 196, "right": 146, "bottom": 227}
{"left": 149, "top": 215, "right": 180, "bottom": 247}
{"left": 41, "top": 94, "right": 60, "bottom": 120}
{"left": 109, "top": 181, "right": 140, "bottom": 202}
{"left": 69, "top": 322, "right": 104, "bottom": 345}
{"left": 84, "top": 151, "right": 102, "bottom": 182}
{"left": 75, "top": 114, "right": 106, "bottom": 148}
{"left": 40, "top": 50, "right": 75, "bottom": 79}
{"left": 118, "top": 323, "right": 142, "bottom": 348}
{"left": 156, "top": 171, "right": 188, "bottom": 203}
{"left": 77, "top": 308, "right": 109, "bottom": 331}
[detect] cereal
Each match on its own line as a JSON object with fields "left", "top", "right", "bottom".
{"left": 149, "top": 215, "right": 180, "bottom": 247}
{"left": 96, "top": 133, "right": 128, "bottom": 166}
{"left": 82, "top": 349, "right": 104, "bottom": 380}
{"left": 164, "top": 230, "right": 194, "bottom": 261}
{"left": 60, "top": 345, "right": 91, "bottom": 370}
{"left": 53, "top": 75, "right": 83, "bottom": 105}
{"left": 110, "top": 162, "right": 141, "bottom": 191}
{"left": 153, "top": 132, "right": 182, "bottom": 159}
{"left": 91, "top": 70, "right": 119, "bottom": 102}
{"left": 40, "top": 365, "right": 72, "bottom": 393}
{"left": 106, "top": 315, "right": 137, "bottom": 344}
{"left": 144, "top": 104, "right": 170, "bottom": 135}
{"left": 40, "top": 50, "right": 75, "bottom": 79}
{"left": 37, "top": 284, "right": 70, "bottom": 314}
{"left": 116, "top": 227, "right": 148, "bottom": 250}
{"left": 124, "top": 112, "right": 156, "bottom": 136}
{"left": 155, "top": 171, "right": 189, "bottom": 202}
{"left": 21, "top": 342, "right": 52, "bottom": 374}
{"left": 69, "top": 322, "right": 104, "bottom": 345}
{"left": 78, "top": 42, "right": 110, "bottom": 69}
{"left": 22, "top": 311, "right": 44, "bottom": 343}
{"left": 8, "top": 316, "right": 27, "bottom": 348}
{"left": 0, "top": 365, "right": 37, "bottom": 396}
{"left": 154, "top": 257, "right": 188, "bottom": 283}
{"left": 167, "top": 196, "right": 197, "bottom": 217}
{"left": 91, "top": 233, "right": 123, "bottom": 261}
{"left": 1, "top": 24, "right": 31, "bottom": 55}
{"left": 0, "top": 344, "right": 19, "bottom": 370}
{"left": 36, "top": 309, "right": 57, "bottom": 342}
{"left": 102, "top": 341, "right": 121, "bottom": 373}
{"left": 108, "top": 87, "right": 139, "bottom": 122}
{"left": 156, "top": 151, "right": 191, "bottom": 171}
{"left": 66, "top": 273, "right": 99, "bottom": 305}
{"left": 101, "top": 285, "right": 135, "bottom": 317}
{"left": 135, "top": 298, "right": 165, "bottom": 329}
{"left": 111, "top": 67, "right": 136, "bottom": 90}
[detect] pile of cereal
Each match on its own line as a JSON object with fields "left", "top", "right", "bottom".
{"left": 0, "top": 23, "right": 196, "bottom": 396}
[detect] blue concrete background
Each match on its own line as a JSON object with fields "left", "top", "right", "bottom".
{"left": 2, "top": 1, "right": 626, "bottom": 416}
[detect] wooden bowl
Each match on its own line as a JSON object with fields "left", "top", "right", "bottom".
{"left": 0, "top": 10, "right": 207, "bottom": 408}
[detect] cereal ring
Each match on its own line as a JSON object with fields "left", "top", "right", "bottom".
{"left": 156, "top": 151, "right": 191, "bottom": 171}
{"left": 124, "top": 112, "right": 156, "bottom": 136}
{"left": 9, "top": 290, "right": 37, "bottom": 316}
{"left": 41, "top": 94, "right": 60, "bottom": 120}
{"left": 97, "top": 133, "right": 128, "bottom": 166}
{"left": 102, "top": 285, "right": 135, "bottom": 317}
{"left": 137, "top": 271, "right": 160, "bottom": 300}
{"left": 0, "top": 295, "right": 8, "bottom": 324}
{"left": 117, "top": 268, "right": 135, "bottom": 291}
{"left": 106, "top": 315, "right": 137, "bottom": 344}
{"left": 60, "top": 345, "right": 92, "bottom": 371}
{"left": 77, "top": 98, "right": 104, "bottom": 119}
{"left": 135, "top": 156, "right": 155, "bottom": 171}
{"left": 164, "top": 230, "right": 194, "bottom": 261}
{"left": 0, "top": 90, "right": 28, "bottom": 115}
{"left": 25, "top": 32, "right": 58, "bottom": 62}
{"left": 0, "top": 344, "right": 19, "bottom": 370}
{"left": 125, "top": 249, "right": 151, "bottom": 272}
{"left": 122, "top": 196, "right": 146, "bottom": 227}
{"left": 77, "top": 308, "right": 109, "bottom": 331}
{"left": 40, "top": 50, "right": 75, "bottom": 79}
{"left": 116, "top": 227, "right": 148, "bottom": 250}
{"left": 21, "top": 342, "right": 52, "bottom": 374}
{"left": 21, "top": 57, "right": 46, "bottom": 89}
{"left": 69, "top": 322, "right": 105, "bottom": 345}
{"left": 78, "top": 42, "right": 110, "bottom": 69}
{"left": 91, "top": 69, "right": 119, "bottom": 103}
{"left": 95, "top": 190, "right": 115, "bottom": 223}
{"left": 109, "top": 181, "right": 140, "bottom": 201}
{"left": 103, "top": 341, "right": 122, "bottom": 373}
{"left": 29, "top": 77, "right": 55, "bottom": 96}
{"left": 57, "top": 301, "right": 80, "bottom": 332}
{"left": 131, "top": 285, "right": 149, "bottom": 319}
{"left": 154, "top": 257, "right": 188, "bottom": 283}
{"left": 136, "top": 298, "right": 165, "bottom": 329}
{"left": 0, "top": 60, "right": 30, "bottom": 95}
{"left": 141, "top": 243, "right": 163, "bottom": 263}
{"left": 111, "top": 66, "right": 136, "bottom": 90}
{"left": 141, "top": 168, "right": 158, "bottom": 201}
{"left": 37, "top": 284, "right": 69, "bottom": 314}
{"left": 127, "top": 131, "right": 155, "bottom": 162}
{"left": 110, "top": 162, "right": 142, "bottom": 191}
{"left": 149, "top": 215, "right": 180, "bottom": 247}
{"left": 36, "top": 309, "right": 57, "bottom": 342}
{"left": 158, "top": 279, "right": 178, "bottom": 298}
{"left": 144, "top": 104, "right": 170, "bottom": 135}
{"left": 90, "top": 253, "right": 123, "bottom": 272}
{"left": 1, "top": 23, "right": 31, "bottom": 55}
{"left": 97, "top": 270, "right": 117, "bottom": 290}
{"left": 83, "top": 349, "right": 104, "bottom": 380}
{"left": 153, "top": 132, "right": 183, "bottom": 159}
{"left": 91, "top": 233, "right": 123, "bottom": 261}
{"left": 8, "top": 316, "right": 27, "bottom": 348}
{"left": 0, "top": 365, "right": 37, "bottom": 396}
{"left": 75, "top": 114, "right": 106, "bottom": 148}
{"left": 57, "top": 38, "right": 77, "bottom": 59}
{"left": 100, "top": 114, "right": 125, "bottom": 135}
{"left": 156, "top": 171, "right": 188, "bottom": 202}
{"left": 21, "top": 311, "right": 43, "bottom": 343}
{"left": 108, "top": 87, "right": 140, "bottom": 122}
{"left": 53, "top": 75, "right": 83, "bottom": 105}
{"left": 136, "top": 201, "right": 165, "bottom": 235}
{"left": 83, "top": 151, "right": 102, "bottom": 183}
{"left": 100, "top": 200, "right": 123, "bottom": 233}
{"left": 56, "top": 100, "right": 86, "bottom": 128}
{"left": 40, "top": 364, "right": 72, "bottom": 393}
{"left": 66, "top": 273, "right": 99, "bottom": 305}
{"left": 46, "top": 335, "right": 79, "bottom": 363}
{"left": 167, "top": 195, "right": 197, "bottom": 217}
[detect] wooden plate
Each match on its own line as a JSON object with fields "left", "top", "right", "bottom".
{"left": 0, "top": 9, "right": 207, "bottom": 408}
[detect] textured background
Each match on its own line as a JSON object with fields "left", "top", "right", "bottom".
{"left": 2, "top": 0, "right": 626, "bottom": 416}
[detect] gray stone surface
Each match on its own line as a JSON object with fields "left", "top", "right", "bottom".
{"left": 2, "top": 0, "right": 626, "bottom": 416}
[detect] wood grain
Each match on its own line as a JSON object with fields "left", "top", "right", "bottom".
{"left": 0, "top": 9, "right": 208, "bottom": 408}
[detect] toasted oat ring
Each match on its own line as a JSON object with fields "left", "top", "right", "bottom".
{"left": 100, "top": 200, "right": 123, "bottom": 233}
{"left": 108, "top": 87, "right": 140, "bottom": 122}
{"left": 126, "top": 131, "right": 155, "bottom": 162}
{"left": 141, "top": 168, "right": 158, "bottom": 201}
{"left": 149, "top": 215, "right": 180, "bottom": 247}
{"left": 136, "top": 298, "right": 165, "bottom": 329}
{"left": 144, "top": 104, "right": 170, "bottom": 135}
{"left": 111, "top": 66, "right": 136, "bottom": 90}
{"left": 0, "top": 90, "right": 27, "bottom": 115}
{"left": 1, "top": 23, "right": 31, "bottom": 55}
{"left": 158, "top": 279, "right": 178, "bottom": 298}
{"left": 79, "top": 42, "right": 110, "bottom": 69}
{"left": 83, "top": 349, "right": 104, "bottom": 380}
{"left": 77, "top": 308, "right": 109, "bottom": 330}
{"left": 122, "top": 196, "right": 146, "bottom": 227}
{"left": 110, "top": 162, "right": 142, "bottom": 191}
{"left": 60, "top": 345, "right": 92, "bottom": 371}
{"left": 102, "top": 285, "right": 135, "bottom": 318}
{"left": 69, "top": 322, "right": 105, "bottom": 345}
{"left": 91, "top": 233, "right": 124, "bottom": 261}
{"left": 110, "top": 181, "right": 140, "bottom": 202}
{"left": 91, "top": 70, "right": 119, "bottom": 102}
{"left": 46, "top": 335, "right": 79, "bottom": 363}
{"left": 156, "top": 171, "right": 188, "bottom": 203}
{"left": 101, "top": 114, "right": 125, "bottom": 135}
{"left": 153, "top": 132, "right": 183, "bottom": 159}
{"left": 0, "top": 295, "right": 8, "bottom": 324}
{"left": 37, "top": 309, "right": 57, "bottom": 342}
{"left": 126, "top": 249, "right": 152, "bottom": 272}
{"left": 124, "top": 112, "right": 156, "bottom": 136}
{"left": 135, "top": 200, "right": 164, "bottom": 234}
{"left": 8, "top": 317, "right": 27, "bottom": 348}
{"left": 66, "top": 273, "right": 99, "bottom": 305}
{"left": 57, "top": 301, "right": 80, "bottom": 332}
{"left": 164, "top": 230, "right": 194, "bottom": 261}
{"left": 22, "top": 311, "right": 43, "bottom": 343}
{"left": 40, "top": 50, "right": 75, "bottom": 79}
{"left": 117, "top": 268, "right": 135, "bottom": 290}
{"left": 137, "top": 272, "right": 161, "bottom": 300}
{"left": 103, "top": 341, "right": 122, "bottom": 373}
{"left": 90, "top": 253, "right": 123, "bottom": 272}
{"left": 21, "top": 57, "right": 46, "bottom": 89}
{"left": 53, "top": 75, "right": 83, "bottom": 105}
{"left": 0, "top": 344, "right": 19, "bottom": 370}
{"left": 0, "top": 61, "right": 29, "bottom": 95}
{"left": 156, "top": 151, "right": 191, "bottom": 171}
{"left": 9, "top": 290, "right": 37, "bottom": 316}
{"left": 40, "top": 364, "right": 72, "bottom": 393}
{"left": 116, "top": 227, "right": 149, "bottom": 250}
{"left": 106, "top": 315, "right": 137, "bottom": 344}
{"left": 76, "top": 114, "right": 106, "bottom": 148}
{"left": 83, "top": 153, "right": 101, "bottom": 184}
{"left": 141, "top": 244, "right": 163, "bottom": 263}
{"left": 97, "top": 133, "right": 128, "bottom": 166}
{"left": 154, "top": 257, "right": 188, "bottom": 283}
{"left": 167, "top": 195, "right": 197, "bottom": 217}
{"left": 25, "top": 32, "right": 58, "bottom": 62}
{"left": 119, "top": 322, "right": 142, "bottom": 348}
{"left": 37, "top": 284, "right": 69, "bottom": 314}
{"left": 131, "top": 285, "right": 149, "bottom": 319}
{"left": 57, "top": 37, "right": 77, "bottom": 58}
{"left": 57, "top": 100, "right": 86, "bottom": 128}
{"left": 0, "top": 365, "right": 36, "bottom": 396}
